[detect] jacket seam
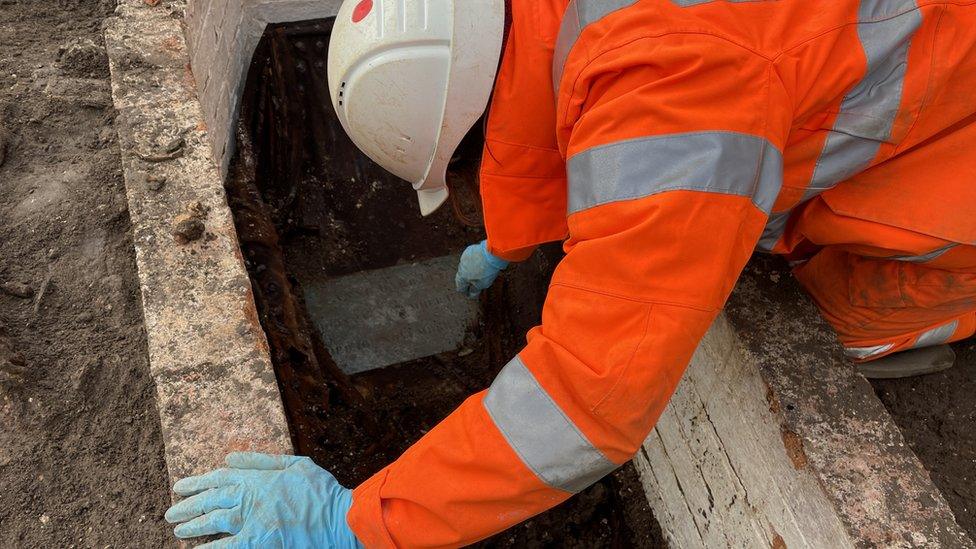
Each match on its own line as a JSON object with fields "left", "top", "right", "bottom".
{"left": 591, "top": 302, "right": 654, "bottom": 415}
{"left": 896, "top": 4, "right": 946, "bottom": 155}
{"left": 549, "top": 281, "right": 719, "bottom": 312}
{"left": 773, "top": 2, "right": 948, "bottom": 62}
{"left": 484, "top": 137, "right": 563, "bottom": 154}
{"left": 560, "top": 31, "right": 775, "bottom": 128}
{"left": 481, "top": 171, "right": 568, "bottom": 180}
{"left": 567, "top": 129, "right": 781, "bottom": 160}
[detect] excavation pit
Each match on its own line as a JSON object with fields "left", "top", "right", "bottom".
{"left": 223, "top": 19, "right": 665, "bottom": 547}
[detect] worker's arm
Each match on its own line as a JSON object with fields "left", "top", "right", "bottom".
{"left": 455, "top": 0, "right": 567, "bottom": 297}
{"left": 349, "top": 35, "right": 791, "bottom": 547}
{"left": 476, "top": 0, "right": 569, "bottom": 264}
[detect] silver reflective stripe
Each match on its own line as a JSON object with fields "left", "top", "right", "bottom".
{"left": 893, "top": 243, "right": 958, "bottom": 263}
{"left": 913, "top": 320, "right": 958, "bottom": 349}
{"left": 553, "top": 0, "right": 637, "bottom": 92}
{"left": 671, "top": 0, "right": 769, "bottom": 7}
{"left": 802, "top": 0, "right": 922, "bottom": 202}
{"left": 844, "top": 343, "right": 894, "bottom": 360}
{"left": 483, "top": 355, "right": 617, "bottom": 493}
{"left": 758, "top": 211, "right": 790, "bottom": 252}
{"left": 567, "top": 131, "right": 783, "bottom": 215}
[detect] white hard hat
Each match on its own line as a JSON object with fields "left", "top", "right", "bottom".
{"left": 327, "top": 0, "right": 505, "bottom": 216}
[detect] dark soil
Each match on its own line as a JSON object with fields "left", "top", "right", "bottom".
{"left": 872, "top": 340, "right": 976, "bottom": 537}
{"left": 0, "top": 0, "right": 172, "bottom": 546}
{"left": 226, "top": 20, "right": 665, "bottom": 548}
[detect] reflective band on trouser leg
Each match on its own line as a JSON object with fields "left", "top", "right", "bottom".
{"left": 483, "top": 356, "right": 617, "bottom": 493}
{"left": 846, "top": 319, "right": 960, "bottom": 358}
{"left": 552, "top": 0, "right": 637, "bottom": 92}
{"left": 844, "top": 343, "right": 895, "bottom": 360}
{"left": 567, "top": 131, "right": 783, "bottom": 216}
{"left": 912, "top": 319, "right": 959, "bottom": 349}
{"left": 893, "top": 243, "right": 958, "bottom": 263}
{"left": 800, "top": 1, "right": 921, "bottom": 204}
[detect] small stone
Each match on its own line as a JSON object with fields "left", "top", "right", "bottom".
{"left": 77, "top": 312, "right": 93, "bottom": 323}
{"left": 163, "top": 136, "right": 184, "bottom": 154}
{"left": 186, "top": 200, "right": 208, "bottom": 217}
{"left": 147, "top": 174, "right": 166, "bottom": 192}
{"left": 0, "top": 281, "right": 33, "bottom": 299}
{"left": 39, "top": 514, "right": 49, "bottom": 525}
{"left": 172, "top": 214, "right": 205, "bottom": 244}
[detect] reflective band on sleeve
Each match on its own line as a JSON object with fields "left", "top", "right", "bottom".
{"left": 567, "top": 131, "right": 783, "bottom": 216}
{"left": 892, "top": 243, "right": 958, "bottom": 263}
{"left": 801, "top": 0, "right": 921, "bottom": 202}
{"left": 758, "top": 211, "right": 790, "bottom": 253}
{"left": 844, "top": 343, "right": 894, "bottom": 360}
{"left": 912, "top": 320, "right": 958, "bottom": 349}
{"left": 483, "top": 355, "right": 618, "bottom": 494}
{"left": 553, "top": 0, "right": 637, "bottom": 92}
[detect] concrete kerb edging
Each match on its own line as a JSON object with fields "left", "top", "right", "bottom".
{"left": 182, "top": 0, "right": 343, "bottom": 178}
{"left": 104, "top": 0, "right": 292, "bottom": 489}
{"left": 637, "top": 256, "right": 974, "bottom": 548}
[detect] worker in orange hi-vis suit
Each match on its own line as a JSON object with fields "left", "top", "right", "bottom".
{"left": 164, "top": 0, "right": 976, "bottom": 547}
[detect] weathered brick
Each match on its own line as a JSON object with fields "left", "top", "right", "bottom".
{"left": 183, "top": 0, "right": 342, "bottom": 179}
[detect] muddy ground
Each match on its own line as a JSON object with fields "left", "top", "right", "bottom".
{"left": 872, "top": 340, "right": 976, "bottom": 537}
{"left": 227, "top": 21, "right": 665, "bottom": 548}
{"left": 0, "top": 0, "right": 171, "bottom": 546}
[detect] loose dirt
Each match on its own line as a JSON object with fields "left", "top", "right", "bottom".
{"left": 226, "top": 20, "right": 665, "bottom": 548}
{"left": 0, "top": 0, "right": 171, "bottom": 546}
{"left": 872, "top": 340, "right": 976, "bottom": 537}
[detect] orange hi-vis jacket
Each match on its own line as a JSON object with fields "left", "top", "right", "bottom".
{"left": 349, "top": 0, "right": 976, "bottom": 546}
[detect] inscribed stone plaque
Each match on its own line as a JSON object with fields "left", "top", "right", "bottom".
{"left": 302, "top": 254, "right": 479, "bottom": 374}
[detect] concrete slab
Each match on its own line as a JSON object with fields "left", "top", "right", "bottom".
{"left": 636, "top": 256, "right": 973, "bottom": 548}
{"left": 105, "top": 0, "right": 292, "bottom": 484}
{"left": 303, "top": 255, "right": 479, "bottom": 375}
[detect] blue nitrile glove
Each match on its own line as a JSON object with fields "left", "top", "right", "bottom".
{"left": 455, "top": 240, "right": 509, "bottom": 299}
{"left": 164, "top": 452, "right": 363, "bottom": 549}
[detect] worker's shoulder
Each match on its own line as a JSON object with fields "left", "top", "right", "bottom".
{"left": 576, "top": 0, "right": 943, "bottom": 60}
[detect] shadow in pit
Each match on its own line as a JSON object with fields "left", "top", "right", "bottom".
{"left": 223, "top": 18, "right": 664, "bottom": 548}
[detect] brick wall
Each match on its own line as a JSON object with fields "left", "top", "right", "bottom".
{"left": 183, "top": 0, "right": 342, "bottom": 177}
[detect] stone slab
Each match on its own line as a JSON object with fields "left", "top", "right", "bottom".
{"left": 105, "top": 1, "right": 292, "bottom": 485}
{"left": 303, "top": 255, "right": 479, "bottom": 375}
{"left": 636, "top": 256, "right": 973, "bottom": 548}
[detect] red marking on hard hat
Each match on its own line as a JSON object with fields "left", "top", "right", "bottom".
{"left": 352, "top": 0, "right": 373, "bottom": 22}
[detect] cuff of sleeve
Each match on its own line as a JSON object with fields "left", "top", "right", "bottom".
{"left": 486, "top": 242, "right": 537, "bottom": 263}
{"left": 348, "top": 469, "right": 397, "bottom": 549}
{"left": 480, "top": 240, "right": 511, "bottom": 270}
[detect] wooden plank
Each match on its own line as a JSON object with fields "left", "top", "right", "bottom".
{"left": 636, "top": 257, "right": 972, "bottom": 548}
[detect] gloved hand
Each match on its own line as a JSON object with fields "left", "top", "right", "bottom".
{"left": 455, "top": 240, "right": 509, "bottom": 299}
{"left": 164, "top": 452, "right": 362, "bottom": 549}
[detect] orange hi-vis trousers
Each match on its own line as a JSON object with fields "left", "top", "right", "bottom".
{"left": 786, "top": 197, "right": 976, "bottom": 361}
{"left": 349, "top": 1, "right": 976, "bottom": 547}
